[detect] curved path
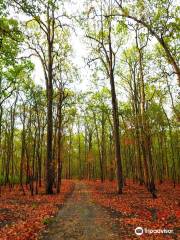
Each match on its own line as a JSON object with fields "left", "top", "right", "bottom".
{"left": 39, "top": 182, "right": 135, "bottom": 240}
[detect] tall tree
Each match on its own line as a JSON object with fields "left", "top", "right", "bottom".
{"left": 113, "top": 0, "right": 180, "bottom": 86}
{"left": 85, "top": 0, "right": 124, "bottom": 193}
{"left": 12, "top": 0, "right": 71, "bottom": 194}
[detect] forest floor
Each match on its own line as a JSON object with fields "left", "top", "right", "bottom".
{"left": 0, "top": 181, "right": 75, "bottom": 240}
{"left": 39, "top": 181, "right": 134, "bottom": 240}
{"left": 85, "top": 180, "right": 180, "bottom": 240}
{"left": 39, "top": 180, "right": 180, "bottom": 240}
{"left": 0, "top": 180, "right": 179, "bottom": 240}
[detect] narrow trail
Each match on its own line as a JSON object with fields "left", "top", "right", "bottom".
{"left": 39, "top": 181, "right": 135, "bottom": 240}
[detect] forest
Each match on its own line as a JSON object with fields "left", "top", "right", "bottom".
{"left": 0, "top": 0, "right": 179, "bottom": 239}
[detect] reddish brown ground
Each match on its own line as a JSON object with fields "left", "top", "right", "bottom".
{"left": 0, "top": 180, "right": 179, "bottom": 240}
{"left": 86, "top": 180, "right": 180, "bottom": 240}
{"left": 0, "top": 181, "right": 74, "bottom": 240}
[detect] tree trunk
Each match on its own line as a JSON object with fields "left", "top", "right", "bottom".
{"left": 45, "top": 11, "right": 54, "bottom": 193}
{"left": 108, "top": 23, "right": 123, "bottom": 194}
{"left": 57, "top": 99, "right": 62, "bottom": 193}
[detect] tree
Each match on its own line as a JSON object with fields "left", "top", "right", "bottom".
{"left": 113, "top": 0, "right": 180, "bottom": 86}
{"left": 12, "top": 0, "right": 72, "bottom": 194}
{"left": 84, "top": 0, "right": 125, "bottom": 193}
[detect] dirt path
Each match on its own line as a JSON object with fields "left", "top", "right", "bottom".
{"left": 39, "top": 181, "right": 135, "bottom": 240}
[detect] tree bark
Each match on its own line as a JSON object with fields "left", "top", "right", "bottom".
{"left": 45, "top": 4, "right": 54, "bottom": 194}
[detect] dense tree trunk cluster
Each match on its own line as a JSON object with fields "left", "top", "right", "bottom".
{"left": 0, "top": 0, "right": 179, "bottom": 198}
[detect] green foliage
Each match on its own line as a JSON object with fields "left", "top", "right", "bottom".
{"left": 0, "top": 17, "right": 23, "bottom": 62}
{"left": 116, "top": 20, "right": 127, "bottom": 34}
{"left": 0, "top": 0, "right": 179, "bottom": 191}
{"left": 42, "top": 217, "right": 54, "bottom": 225}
